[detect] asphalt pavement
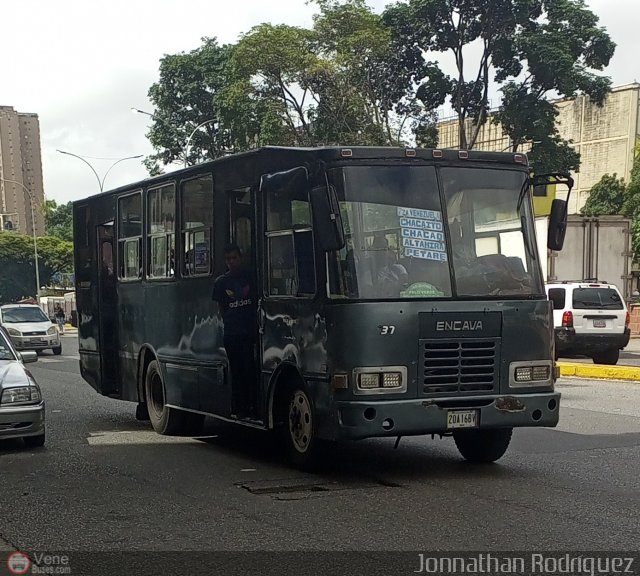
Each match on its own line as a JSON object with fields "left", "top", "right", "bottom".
{"left": 0, "top": 334, "right": 638, "bottom": 571}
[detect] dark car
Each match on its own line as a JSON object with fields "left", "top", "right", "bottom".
{"left": 0, "top": 326, "right": 45, "bottom": 448}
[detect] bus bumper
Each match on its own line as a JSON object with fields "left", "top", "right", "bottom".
{"left": 329, "top": 392, "right": 560, "bottom": 441}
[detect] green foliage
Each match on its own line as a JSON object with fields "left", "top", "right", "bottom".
{"left": 580, "top": 160, "right": 640, "bottom": 262}
{"left": 0, "top": 233, "right": 73, "bottom": 303}
{"left": 144, "top": 1, "right": 439, "bottom": 168}
{"left": 145, "top": 38, "right": 235, "bottom": 172}
{"left": 494, "top": 0, "right": 615, "bottom": 173}
{"left": 43, "top": 199, "right": 73, "bottom": 242}
{"left": 580, "top": 174, "right": 626, "bottom": 216}
{"left": 310, "top": 0, "right": 438, "bottom": 146}
{"left": 228, "top": 23, "right": 319, "bottom": 145}
{"left": 623, "top": 156, "right": 640, "bottom": 260}
{"left": 383, "top": 0, "right": 615, "bottom": 173}
{"left": 142, "top": 0, "right": 614, "bottom": 175}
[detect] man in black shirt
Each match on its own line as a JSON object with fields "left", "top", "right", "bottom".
{"left": 212, "top": 244, "right": 257, "bottom": 418}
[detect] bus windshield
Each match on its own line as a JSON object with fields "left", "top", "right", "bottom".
{"left": 328, "top": 165, "right": 541, "bottom": 299}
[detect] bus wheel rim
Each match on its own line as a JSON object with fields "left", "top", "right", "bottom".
{"left": 288, "top": 391, "right": 312, "bottom": 453}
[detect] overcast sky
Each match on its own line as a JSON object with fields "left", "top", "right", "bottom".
{"left": 0, "top": 0, "right": 635, "bottom": 204}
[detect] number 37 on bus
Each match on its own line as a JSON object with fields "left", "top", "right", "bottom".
{"left": 73, "top": 146, "right": 572, "bottom": 469}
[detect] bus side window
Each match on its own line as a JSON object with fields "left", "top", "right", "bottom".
{"left": 117, "top": 191, "right": 142, "bottom": 281}
{"left": 265, "top": 174, "right": 316, "bottom": 297}
{"left": 294, "top": 230, "right": 315, "bottom": 295}
{"left": 268, "top": 235, "right": 296, "bottom": 295}
{"left": 181, "top": 175, "right": 214, "bottom": 277}
{"left": 147, "top": 183, "right": 176, "bottom": 279}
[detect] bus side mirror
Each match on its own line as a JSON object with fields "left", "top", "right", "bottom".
{"left": 310, "top": 185, "right": 345, "bottom": 252}
{"left": 548, "top": 199, "right": 568, "bottom": 251}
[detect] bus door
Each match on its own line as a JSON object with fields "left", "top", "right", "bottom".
{"left": 226, "top": 187, "right": 260, "bottom": 413}
{"left": 96, "top": 223, "right": 119, "bottom": 396}
{"left": 258, "top": 167, "right": 318, "bottom": 400}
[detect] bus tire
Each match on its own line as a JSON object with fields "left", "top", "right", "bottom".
{"left": 135, "top": 402, "right": 150, "bottom": 421}
{"left": 453, "top": 428, "right": 512, "bottom": 464}
{"left": 279, "top": 383, "right": 319, "bottom": 471}
{"left": 144, "top": 360, "right": 185, "bottom": 435}
{"left": 182, "top": 412, "right": 205, "bottom": 436}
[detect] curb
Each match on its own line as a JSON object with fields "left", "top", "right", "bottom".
{"left": 557, "top": 362, "right": 640, "bottom": 382}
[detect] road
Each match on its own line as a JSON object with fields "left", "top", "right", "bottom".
{"left": 1, "top": 336, "right": 639, "bottom": 570}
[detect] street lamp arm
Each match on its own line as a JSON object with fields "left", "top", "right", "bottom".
{"left": 0, "top": 177, "right": 41, "bottom": 298}
{"left": 101, "top": 155, "right": 143, "bottom": 191}
{"left": 184, "top": 119, "right": 217, "bottom": 168}
{"left": 131, "top": 107, "right": 155, "bottom": 119}
{"left": 57, "top": 149, "right": 103, "bottom": 192}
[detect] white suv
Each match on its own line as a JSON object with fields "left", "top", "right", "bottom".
{"left": 545, "top": 281, "right": 630, "bottom": 365}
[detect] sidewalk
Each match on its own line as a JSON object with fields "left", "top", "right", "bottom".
{"left": 60, "top": 323, "right": 78, "bottom": 335}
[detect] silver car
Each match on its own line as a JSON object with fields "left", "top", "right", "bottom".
{"left": 0, "top": 304, "right": 62, "bottom": 355}
{"left": 0, "top": 326, "right": 45, "bottom": 447}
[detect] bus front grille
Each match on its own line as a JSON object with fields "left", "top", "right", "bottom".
{"left": 419, "top": 339, "right": 499, "bottom": 395}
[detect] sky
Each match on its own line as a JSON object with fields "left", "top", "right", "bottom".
{"left": 0, "top": 0, "right": 636, "bottom": 205}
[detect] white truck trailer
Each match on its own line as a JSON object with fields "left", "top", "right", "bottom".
{"left": 535, "top": 215, "right": 633, "bottom": 300}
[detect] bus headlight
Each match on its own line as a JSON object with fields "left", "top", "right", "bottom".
{"left": 354, "top": 367, "right": 407, "bottom": 394}
{"left": 510, "top": 361, "right": 552, "bottom": 387}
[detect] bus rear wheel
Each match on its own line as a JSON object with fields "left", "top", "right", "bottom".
{"left": 453, "top": 428, "right": 513, "bottom": 464}
{"left": 145, "top": 360, "right": 185, "bottom": 435}
{"left": 279, "top": 384, "right": 319, "bottom": 470}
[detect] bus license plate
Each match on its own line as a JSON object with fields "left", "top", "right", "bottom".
{"left": 593, "top": 319, "right": 606, "bottom": 328}
{"left": 446, "top": 410, "right": 478, "bottom": 429}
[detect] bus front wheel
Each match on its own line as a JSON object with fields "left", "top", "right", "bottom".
{"left": 279, "top": 384, "right": 319, "bottom": 470}
{"left": 453, "top": 428, "right": 513, "bottom": 464}
{"left": 145, "top": 360, "right": 185, "bottom": 435}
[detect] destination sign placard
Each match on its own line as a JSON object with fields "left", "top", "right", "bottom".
{"left": 398, "top": 206, "right": 447, "bottom": 261}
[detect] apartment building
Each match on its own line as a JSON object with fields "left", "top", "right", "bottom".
{"left": 0, "top": 105, "right": 45, "bottom": 235}
{"left": 437, "top": 84, "right": 640, "bottom": 214}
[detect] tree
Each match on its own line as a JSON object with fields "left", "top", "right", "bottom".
{"left": 494, "top": 0, "right": 615, "bottom": 173}
{"left": 0, "top": 233, "right": 73, "bottom": 303}
{"left": 580, "top": 152, "right": 640, "bottom": 262}
{"left": 383, "top": 0, "right": 615, "bottom": 172}
{"left": 226, "top": 23, "right": 320, "bottom": 146}
{"left": 310, "top": 0, "right": 439, "bottom": 146}
{"left": 580, "top": 174, "right": 626, "bottom": 216}
{"left": 143, "top": 2, "right": 442, "bottom": 167}
{"left": 43, "top": 199, "right": 73, "bottom": 242}
{"left": 145, "top": 38, "right": 235, "bottom": 173}
{"left": 623, "top": 151, "right": 640, "bottom": 261}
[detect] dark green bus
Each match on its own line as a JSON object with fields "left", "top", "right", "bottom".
{"left": 73, "top": 146, "right": 570, "bottom": 468}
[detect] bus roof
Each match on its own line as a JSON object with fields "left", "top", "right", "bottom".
{"left": 72, "top": 145, "right": 529, "bottom": 204}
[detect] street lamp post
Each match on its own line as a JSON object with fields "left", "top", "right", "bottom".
{"left": 131, "top": 108, "right": 217, "bottom": 168}
{"left": 0, "top": 177, "right": 41, "bottom": 299}
{"left": 183, "top": 119, "right": 217, "bottom": 168}
{"left": 56, "top": 150, "right": 143, "bottom": 193}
